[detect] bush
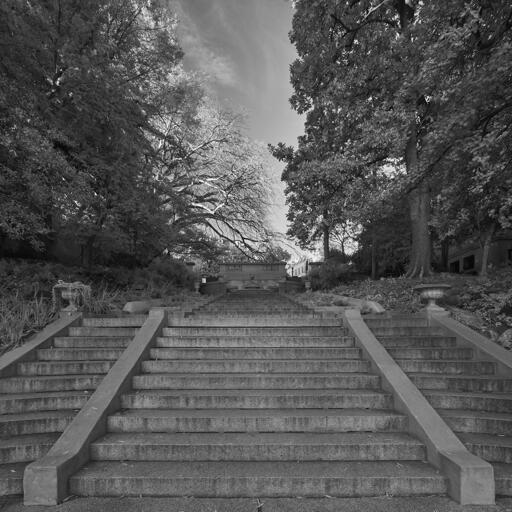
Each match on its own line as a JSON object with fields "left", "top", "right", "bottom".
{"left": 309, "top": 262, "right": 357, "bottom": 290}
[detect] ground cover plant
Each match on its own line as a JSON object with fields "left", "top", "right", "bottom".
{"left": 298, "top": 267, "right": 512, "bottom": 349}
{"left": 0, "top": 258, "right": 196, "bottom": 353}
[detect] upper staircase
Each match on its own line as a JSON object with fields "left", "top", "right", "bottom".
{"left": 366, "top": 315, "right": 512, "bottom": 497}
{"left": 69, "top": 291, "right": 447, "bottom": 498}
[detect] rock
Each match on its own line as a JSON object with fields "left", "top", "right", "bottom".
{"left": 498, "top": 329, "right": 512, "bottom": 350}
{"left": 333, "top": 297, "right": 350, "bottom": 307}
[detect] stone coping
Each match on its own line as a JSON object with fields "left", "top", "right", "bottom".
{"left": 23, "top": 311, "right": 166, "bottom": 505}
{"left": 343, "top": 309, "right": 495, "bottom": 505}
{"left": 428, "top": 311, "right": 512, "bottom": 375}
{"left": 0, "top": 313, "right": 82, "bottom": 378}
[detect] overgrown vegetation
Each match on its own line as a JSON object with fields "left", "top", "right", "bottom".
{"left": 300, "top": 268, "right": 512, "bottom": 348}
{"left": 0, "top": 257, "right": 196, "bottom": 351}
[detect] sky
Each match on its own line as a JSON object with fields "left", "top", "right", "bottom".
{"left": 170, "top": 0, "right": 305, "bottom": 253}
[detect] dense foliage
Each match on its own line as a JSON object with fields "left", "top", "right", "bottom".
{"left": 0, "top": 0, "right": 273, "bottom": 266}
{"left": 275, "top": 1, "right": 512, "bottom": 277}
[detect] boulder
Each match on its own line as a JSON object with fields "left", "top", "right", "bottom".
{"left": 497, "top": 329, "right": 512, "bottom": 350}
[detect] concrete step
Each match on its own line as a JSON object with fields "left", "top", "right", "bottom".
{"left": 387, "top": 348, "right": 473, "bottom": 360}
{"left": 53, "top": 337, "right": 132, "bottom": 348}
{"left": 121, "top": 389, "right": 393, "bottom": 410}
{"left": 410, "top": 373, "right": 512, "bottom": 393}
{"left": 149, "top": 347, "right": 362, "bottom": 360}
{"left": 82, "top": 316, "right": 146, "bottom": 327}
{"left": 424, "top": 391, "right": 512, "bottom": 413}
{"left": 0, "top": 410, "right": 76, "bottom": 436}
{"left": 494, "top": 463, "right": 512, "bottom": 496}
{"left": 0, "top": 375, "right": 103, "bottom": 393}
{"left": 132, "top": 373, "right": 381, "bottom": 390}
{"left": 0, "top": 463, "right": 25, "bottom": 496}
{"left": 37, "top": 348, "right": 125, "bottom": 361}
{"left": 371, "top": 327, "right": 446, "bottom": 336}
{"left": 156, "top": 336, "right": 353, "bottom": 348}
{"left": 378, "top": 336, "right": 457, "bottom": 348}
{"left": 396, "top": 360, "right": 496, "bottom": 375}
{"left": 169, "top": 318, "right": 341, "bottom": 327}
{"left": 69, "top": 460, "right": 447, "bottom": 497}
{"left": 90, "top": 432, "right": 425, "bottom": 461}
{"left": 0, "top": 433, "right": 59, "bottom": 463}
{"left": 440, "top": 409, "right": 512, "bottom": 435}
{"left": 365, "top": 318, "right": 429, "bottom": 327}
{"left": 458, "top": 433, "right": 512, "bottom": 463}
{"left": 17, "top": 360, "right": 114, "bottom": 376}
{"left": 69, "top": 327, "right": 139, "bottom": 337}
{"left": 162, "top": 326, "right": 343, "bottom": 337}
{"left": 107, "top": 409, "right": 407, "bottom": 433}
{"left": 0, "top": 390, "right": 92, "bottom": 414}
{"left": 141, "top": 359, "right": 370, "bottom": 374}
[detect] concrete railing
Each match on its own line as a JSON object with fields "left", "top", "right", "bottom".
{"left": 0, "top": 313, "right": 82, "bottom": 378}
{"left": 343, "top": 309, "right": 495, "bottom": 505}
{"left": 23, "top": 310, "right": 166, "bottom": 505}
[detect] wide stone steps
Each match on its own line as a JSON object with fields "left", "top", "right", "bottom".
{"left": 387, "top": 348, "right": 473, "bottom": 360}
{"left": 440, "top": 409, "right": 512, "bottom": 435}
{"left": 69, "top": 460, "right": 447, "bottom": 497}
{"left": 163, "top": 326, "right": 343, "bottom": 336}
{"left": 17, "top": 360, "right": 115, "bottom": 376}
{"left": 149, "top": 347, "right": 361, "bottom": 360}
{"left": 90, "top": 432, "right": 425, "bottom": 461}
{"left": 370, "top": 327, "right": 446, "bottom": 336}
{"left": 156, "top": 336, "right": 353, "bottom": 348}
{"left": 410, "top": 373, "right": 512, "bottom": 393}
{"left": 141, "top": 359, "right": 370, "bottom": 374}
{"left": 0, "top": 463, "right": 25, "bottom": 496}
{"left": 458, "top": 433, "right": 512, "bottom": 463}
{"left": 69, "top": 327, "right": 139, "bottom": 337}
{"left": 378, "top": 336, "right": 457, "bottom": 348}
{"left": 36, "top": 348, "right": 125, "bottom": 361}
{"left": 82, "top": 316, "right": 146, "bottom": 327}
{"left": 0, "top": 375, "right": 103, "bottom": 393}
{"left": 365, "top": 318, "right": 430, "bottom": 327}
{"left": 423, "top": 390, "right": 512, "bottom": 413}
{"left": 53, "top": 337, "right": 132, "bottom": 348}
{"left": 106, "top": 409, "right": 408, "bottom": 433}
{"left": 132, "top": 373, "right": 381, "bottom": 390}
{"left": 0, "top": 390, "right": 92, "bottom": 414}
{"left": 169, "top": 317, "right": 340, "bottom": 327}
{"left": 0, "top": 410, "right": 76, "bottom": 436}
{"left": 0, "top": 433, "right": 60, "bottom": 463}
{"left": 0, "top": 315, "right": 142, "bottom": 496}
{"left": 369, "top": 314, "right": 512, "bottom": 496}
{"left": 395, "top": 359, "right": 496, "bottom": 375}
{"left": 120, "top": 389, "right": 393, "bottom": 410}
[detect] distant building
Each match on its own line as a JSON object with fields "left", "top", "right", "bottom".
{"left": 287, "top": 259, "right": 323, "bottom": 277}
{"left": 448, "top": 232, "right": 512, "bottom": 273}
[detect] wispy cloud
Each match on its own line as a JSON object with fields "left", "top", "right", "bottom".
{"left": 171, "top": 1, "right": 238, "bottom": 88}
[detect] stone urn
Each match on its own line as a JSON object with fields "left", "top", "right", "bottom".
{"left": 52, "top": 280, "right": 91, "bottom": 314}
{"left": 413, "top": 283, "right": 452, "bottom": 312}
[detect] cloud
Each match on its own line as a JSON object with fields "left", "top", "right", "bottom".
{"left": 171, "top": 0, "right": 238, "bottom": 88}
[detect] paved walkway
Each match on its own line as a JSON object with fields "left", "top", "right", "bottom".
{"left": 2, "top": 497, "right": 512, "bottom": 512}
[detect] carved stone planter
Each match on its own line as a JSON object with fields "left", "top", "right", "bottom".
{"left": 52, "top": 281, "right": 91, "bottom": 314}
{"left": 413, "top": 283, "right": 451, "bottom": 312}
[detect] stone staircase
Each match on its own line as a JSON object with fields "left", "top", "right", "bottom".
{"left": 0, "top": 315, "right": 145, "bottom": 496}
{"left": 366, "top": 315, "right": 512, "bottom": 496}
{"left": 69, "top": 291, "right": 447, "bottom": 498}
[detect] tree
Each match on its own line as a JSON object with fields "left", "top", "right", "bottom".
{"left": 285, "top": 1, "right": 512, "bottom": 278}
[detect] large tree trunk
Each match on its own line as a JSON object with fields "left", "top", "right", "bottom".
{"left": 371, "top": 227, "right": 378, "bottom": 280}
{"left": 322, "top": 223, "right": 330, "bottom": 261}
{"left": 480, "top": 223, "right": 496, "bottom": 277}
{"left": 405, "top": 125, "right": 431, "bottom": 278}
